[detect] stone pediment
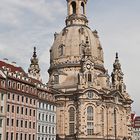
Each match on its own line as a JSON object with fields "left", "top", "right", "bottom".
{"left": 109, "top": 90, "right": 125, "bottom": 101}
{"left": 81, "top": 88, "right": 104, "bottom": 99}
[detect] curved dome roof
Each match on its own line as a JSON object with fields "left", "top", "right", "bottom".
{"left": 50, "top": 25, "right": 104, "bottom": 67}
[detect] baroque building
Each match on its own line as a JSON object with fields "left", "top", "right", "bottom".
{"left": 0, "top": 48, "right": 56, "bottom": 140}
{"left": 131, "top": 113, "right": 140, "bottom": 140}
{"left": 48, "top": 0, "right": 133, "bottom": 140}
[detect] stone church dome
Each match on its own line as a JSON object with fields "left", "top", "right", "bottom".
{"left": 48, "top": 1, "right": 133, "bottom": 139}
{"left": 49, "top": 0, "right": 104, "bottom": 77}
{"left": 50, "top": 25, "right": 104, "bottom": 66}
{"left": 48, "top": 0, "right": 107, "bottom": 89}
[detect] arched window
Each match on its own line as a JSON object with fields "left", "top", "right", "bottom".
{"left": 71, "top": 1, "right": 76, "bottom": 14}
{"left": 87, "top": 106, "right": 94, "bottom": 135}
{"left": 87, "top": 106, "right": 93, "bottom": 120}
{"left": 58, "top": 45, "right": 65, "bottom": 56}
{"left": 69, "top": 107, "right": 75, "bottom": 135}
{"left": 54, "top": 74, "right": 59, "bottom": 84}
{"left": 81, "top": 2, "right": 85, "bottom": 14}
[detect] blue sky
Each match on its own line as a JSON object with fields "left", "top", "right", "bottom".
{"left": 0, "top": 0, "right": 140, "bottom": 114}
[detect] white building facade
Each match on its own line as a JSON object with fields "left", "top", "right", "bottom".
{"left": 37, "top": 85, "right": 56, "bottom": 140}
{"left": 132, "top": 116, "right": 140, "bottom": 140}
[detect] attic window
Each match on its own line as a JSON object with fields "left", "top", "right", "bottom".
{"left": 54, "top": 74, "right": 59, "bottom": 84}
{"left": 58, "top": 45, "right": 65, "bottom": 56}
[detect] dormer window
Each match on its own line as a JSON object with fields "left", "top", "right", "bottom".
{"left": 58, "top": 44, "right": 65, "bottom": 56}
{"left": 54, "top": 74, "right": 59, "bottom": 84}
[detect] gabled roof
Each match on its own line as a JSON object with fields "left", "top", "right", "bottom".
{"left": 109, "top": 90, "right": 125, "bottom": 100}
{"left": 0, "top": 60, "right": 42, "bottom": 84}
{"left": 0, "top": 60, "right": 26, "bottom": 75}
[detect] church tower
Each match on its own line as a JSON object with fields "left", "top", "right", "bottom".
{"left": 28, "top": 47, "right": 41, "bottom": 81}
{"left": 48, "top": 1, "right": 133, "bottom": 140}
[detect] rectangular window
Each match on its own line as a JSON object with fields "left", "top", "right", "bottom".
{"left": 38, "top": 113, "right": 41, "bottom": 120}
{"left": 7, "top": 118, "right": 9, "bottom": 126}
{"left": 12, "top": 94, "right": 15, "bottom": 100}
{"left": 42, "top": 114, "right": 44, "bottom": 121}
{"left": 29, "top": 109, "right": 32, "bottom": 116}
{"left": 7, "top": 93, "right": 10, "bottom": 99}
{"left": 52, "top": 127, "right": 54, "bottom": 134}
{"left": 7, "top": 105, "right": 10, "bottom": 112}
{"left": 29, "top": 134, "right": 31, "bottom": 140}
{"left": 26, "top": 97, "right": 28, "bottom": 103}
{"left": 30, "top": 99, "right": 32, "bottom": 104}
{"left": 25, "top": 121, "right": 27, "bottom": 128}
{"left": 1, "top": 106, "right": 3, "bottom": 113}
{"left": 21, "top": 120, "right": 23, "bottom": 127}
{"left": 11, "top": 132, "right": 13, "bottom": 140}
{"left": 0, "top": 119, "right": 2, "bottom": 127}
{"left": 33, "top": 122, "right": 35, "bottom": 129}
{"left": 20, "top": 133, "right": 22, "bottom": 140}
{"left": 87, "top": 122, "right": 94, "bottom": 135}
{"left": 33, "top": 110, "right": 35, "bottom": 116}
{"left": 52, "top": 116, "right": 55, "bottom": 123}
{"left": 17, "top": 95, "right": 20, "bottom": 101}
{"left": 87, "top": 122, "right": 94, "bottom": 128}
{"left": 17, "top": 107, "right": 19, "bottom": 114}
{"left": 11, "top": 119, "right": 14, "bottom": 126}
{"left": 87, "top": 115, "right": 93, "bottom": 121}
{"left": 42, "top": 126, "right": 44, "bottom": 133}
{"left": 25, "top": 108, "right": 28, "bottom": 115}
{"left": 87, "top": 129, "right": 94, "bottom": 135}
{"left": 38, "top": 125, "right": 40, "bottom": 132}
{"left": 25, "top": 134, "right": 27, "bottom": 140}
{"left": 69, "top": 123, "right": 74, "bottom": 135}
{"left": 45, "top": 126, "right": 48, "bottom": 133}
{"left": 46, "top": 115, "right": 48, "bottom": 121}
{"left": 16, "top": 120, "right": 19, "bottom": 127}
{"left": 1, "top": 93, "right": 4, "bottom": 100}
{"left": 29, "top": 122, "right": 31, "bottom": 128}
{"left": 22, "top": 96, "right": 24, "bottom": 102}
{"left": 34, "top": 100, "right": 36, "bottom": 105}
{"left": 12, "top": 105, "right": 14, "bottom": 113}
{"left": 33, "top": 135, "right": 35, "bottom": 140}
{"left": 6, "top": 132, "right": 8, "bottom": 140}
{"left": 16, "top": 133, "right": 18, "bottom": 140}
{"left": 21, "top": 107, "right": 23, "bottom": 114}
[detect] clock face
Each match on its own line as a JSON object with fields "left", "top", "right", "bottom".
{"left": 86, "top": 63, "right": 91, "bottom": 69}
